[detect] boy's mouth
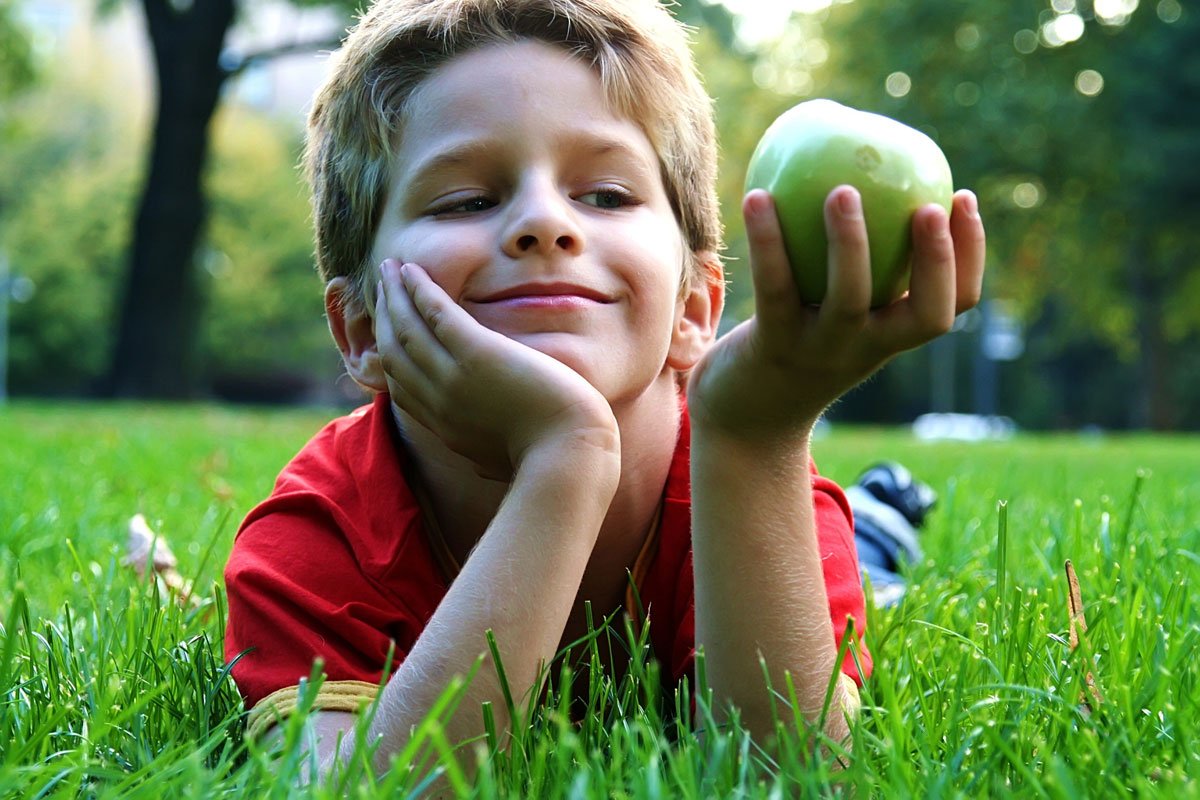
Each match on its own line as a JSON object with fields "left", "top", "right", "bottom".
{"left": 472, "top": 282, "right": 614, "bottom": 304}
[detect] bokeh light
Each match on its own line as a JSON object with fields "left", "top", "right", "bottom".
{"left": 804, "top": 38, "right": 830, "bottom": 66}
{"left": 954, "top": 81, "right": 982, "bottom": 106}
{"left": 1095, "top": 0, "right": 1139, "bottom": 25}
{"left": 885, "top": 71, "right": 912, "bottom": 98}
{"left": 1075, "top": 69, "right": 1104, "bottom": 96}
{"left": 1013, "top": 29, "right": 1039, "bottom": 54}
{"left": 1013, "top": 182, "right": 1043, "bottom": 208}
{"left": 1041, "top": 13, "right": 1085, "bottom": 47}
{"left": 955, "top": 23, "right": 981, "bottom": 51}
{"left": 1157, "top": 0, "right": 1182, "bottom": 22}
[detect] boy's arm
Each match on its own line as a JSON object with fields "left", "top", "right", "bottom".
{"left": 333, "top": 437, "right": 618, "bottom": 776}
{"left": 265, "top": 443, "right": 615, "bottom": 783}
{"left": 688, "top": 186, "right": 985, "bottom": 742}
{"left": 307, "top": 261, "right": 622, "bottom": 778}
{"left": 690, "top": 428, "right": 857, "bottom": 742}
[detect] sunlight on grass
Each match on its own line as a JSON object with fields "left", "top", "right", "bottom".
{"left": 1, "top": 402, "right": 1198, "bottom": 796}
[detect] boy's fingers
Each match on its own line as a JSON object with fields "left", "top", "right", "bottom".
{"left": 743, "top": 190, "right": 802, "bottom": 331}
{"left": 950, "top": 190, "right": 986, "bottom": 314}
{"left": 383, "top": 371, "right": 433, "bottom": 429}
{"left": 819, "top": 186, "right": 872, "bottom": 328}
{"left": 379, "top": 261, "right": 454, "bottom": 381}
{"left": 400, "top": 263, "right": 493, "bottom": 361}
{"left": 891, "top": 204, "right": 957, "bottom": 350}
{"left": 375, "top": 277, "right": 440, "bottom": 407}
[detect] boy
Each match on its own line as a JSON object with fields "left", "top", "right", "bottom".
{"left": 223, "top": 0, "right": 986, "bottom": 776}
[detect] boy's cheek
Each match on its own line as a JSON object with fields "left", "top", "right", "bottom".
{"left": 373, "top": 225, "right": 481, "bottom": 284}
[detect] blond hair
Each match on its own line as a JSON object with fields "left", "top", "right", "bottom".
{"left": 305, "top": 0, "right": 723, "bottom": 302}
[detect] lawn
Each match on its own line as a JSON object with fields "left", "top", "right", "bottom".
{"left": 2, "top": 400, "right": 1198, "bottom": 797}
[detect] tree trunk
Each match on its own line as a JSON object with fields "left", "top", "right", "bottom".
{"left": 104, "top": 0, "right": 234, "bottom": 398}
{"left": 1128, "top": 239, "right": 1175, "bottom": 430}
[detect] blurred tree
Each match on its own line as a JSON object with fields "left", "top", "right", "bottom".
{"left": 689, "top": 24, "right": 797, "bottom": 327}
{"left": 0, "top": 0, "right": 37, "bottom": 217}
{"left": 201, "top": 106, "right": 338, "bottom": 402}
{"left": 761, "top": 0, "right": 1198, "bottom": 428}
{"left": 670, "top": 0, "right": 741, "bottom": 50}
{"left": 0, "top": 0, "right": 35, "bottom": 101}
{"left": 1, "top": 90, "right": 338, "bottom": 398}
{"left": 0, "top": 83, "right": 139, "bottom": 394}
{"left": 0, "top": 81, "right": 335, "bottom": 396}
{"left": 1070, "top": 3, "right": 1200, "bottom": 429}
{"left": 101, "top": 0, "right": 354, "bottom": 399}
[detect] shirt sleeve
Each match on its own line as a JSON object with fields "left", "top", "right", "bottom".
{"left": 811, "top": 468, "right": 873, "bottom": 685}
{"left": 224, "top": 496, "right": 426, "bottom": 734}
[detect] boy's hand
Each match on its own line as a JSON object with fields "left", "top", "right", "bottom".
{"left": 375, "top": 260, "right": 620, "bottom": 481}
{"left": 688, "top": 185, "right": 985, "bottom": 445}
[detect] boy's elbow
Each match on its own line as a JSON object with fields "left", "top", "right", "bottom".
{"left": 256, "top": 710, "right": 359, "bottom": 786}
{"left": 820, "top": 674, "right": 861, "bottom": 761}
{"left": 838, "top": 673, "right": 862, "bottom": 723}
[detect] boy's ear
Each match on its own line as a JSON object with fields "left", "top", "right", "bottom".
{"left": 667, "top": 254, "right": 725, "bottom": 372}
{"left": 326, "top": 277, "right": 388, "bottom": 393}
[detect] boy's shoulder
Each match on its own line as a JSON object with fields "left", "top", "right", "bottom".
{"left": 233, "top": 392, "right": 438, "bottom": 584}
{"left": 271, "top": 392, "right": 398, "bottom": 496}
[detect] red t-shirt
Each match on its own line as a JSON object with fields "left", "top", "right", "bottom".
{"left": 224, "top": 393, "right": 871, "bottom": 731}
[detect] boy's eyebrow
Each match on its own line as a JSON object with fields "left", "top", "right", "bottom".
{"left": 579, "top": 136, "right": 659, "bottom": 175}
{"left": 402, "top": 140, "right": 496, "bottom": 197}
{"left": 401, "top": 133, "right": 658, "bottom": 197}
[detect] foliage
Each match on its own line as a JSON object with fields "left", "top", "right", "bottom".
{"left": 2, "top": 403, "right": 1200, "bottom": 795}
{"left": 6, "top": 0, "right": 1200, "bottom": 426}
{"left": 0, "top": 84, "right": 138, "bottom": 395}
{"left": 0, "top": 0, "right": 35, "bottom": 101}
{"left": 0, "top": 79, "right": 343, "bottom": 397}
{"left": 690, "top": 27, "right": 796, "bottom": 326}
{"left": 750, "top": 0, "right": 1200, "bottom": 428}
{"left": 95, "top": 0, "right": 356, "bottom": 399}
{"left": 202, "top": 106, "right": 340, "bottom": 400}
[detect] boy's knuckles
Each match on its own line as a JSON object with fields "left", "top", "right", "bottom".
{"left": 824, "top": 303, "right": 869, "bottom": 328}
{"left": 454, "top": 348, "right": 489, "bottom": 373}
{"left": 957, "top": 284, "right": 983, "bottom": 313}
{"left": 917, "top": 306, "right": 956, "bottom": 338}
{"left": 830, "top": 299, "right": 868, "bottom": 321}
{"left": 423, "top": 307, "right": 448, "bottom": 337}
{"left": 378, "top": 349, "right": 400, "bottom": 376}
{"left": 395, "top": 328, "right": 415, "bottom": 352}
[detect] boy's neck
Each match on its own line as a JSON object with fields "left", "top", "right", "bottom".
{"left": 390, "top": 373, "right": 683, "bottom": 603}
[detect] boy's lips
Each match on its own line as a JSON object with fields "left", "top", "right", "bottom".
{"left": 471, "top": 282, "right": 615, "bottom": 304}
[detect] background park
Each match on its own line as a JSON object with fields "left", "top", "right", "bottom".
{"left": 1, "top": 0, "right": 1198, "bottom": 796}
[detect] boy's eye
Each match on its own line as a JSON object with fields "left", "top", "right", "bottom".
{"left": 435, "top": 196, "right": 496, "bottom": 215}
{"left": 578, "top": 189, "right": 635, "bottom": 209}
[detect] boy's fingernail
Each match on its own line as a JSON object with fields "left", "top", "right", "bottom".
{"left": 963, "top": 190, "right": 980, "bottom": 218}
{"left": 746, "top": 189, "right": 770, "bottom": 215}
{"left": 927, "top": 206, "right": 949, "bottom": 236}
{"left": 838, "top": 188, "right": 862, "bottom": 218}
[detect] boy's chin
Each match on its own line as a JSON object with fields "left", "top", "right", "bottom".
{"left": 511, "top": 334, "right": 595, "bottom": 378}
{"left": 495, "top": 328, "right": 675, "bottom": 402}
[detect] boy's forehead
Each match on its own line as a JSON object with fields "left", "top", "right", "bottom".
{"left": 408, "top": 41, "right": 612, "bottom": 126}
{"left": 396, "top": 40, "right": 660, "bottom": 175}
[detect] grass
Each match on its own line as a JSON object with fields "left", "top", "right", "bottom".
{"left": 1, "top": 400, "right": 1198, "bottom": 797}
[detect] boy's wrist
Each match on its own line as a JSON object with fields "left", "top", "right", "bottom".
{"left": 688, "top": 398, "right": 818, "bottom": 461}
{"left": 515, "top": 426, "right": 622, "bottom": 494}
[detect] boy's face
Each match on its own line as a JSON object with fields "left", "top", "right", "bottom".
{"left": 368, "top": 40, "right": 705, "bottom": 406}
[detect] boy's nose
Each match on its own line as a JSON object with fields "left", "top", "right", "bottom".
{"left": 502, "top": 180, "right": 584, "bottom": 259}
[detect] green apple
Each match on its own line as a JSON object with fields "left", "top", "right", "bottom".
{"left": 745, "top": 99, "right": 954, "bottom": 307}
